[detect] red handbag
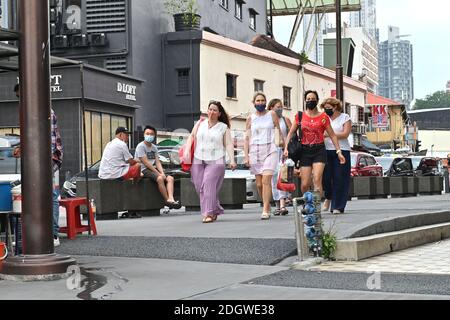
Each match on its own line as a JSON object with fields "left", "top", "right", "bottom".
{"left": 276, "top": 162, "right": 296, "bottom": 192}
{"left": 179, "top": 118, "right": 205, "bottom": 172}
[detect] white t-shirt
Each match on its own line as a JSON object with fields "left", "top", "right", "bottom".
{"left": 194, "top": 121, "right": 228, "bottom": 161}
{"left": 135, "top": 141, "right": 158, "bottom": 172}
{"left": 325, "top": 113, "right": 352, "bottom": 151}
{"left": 98, "top": 138, "right": 133, "bottom": 179}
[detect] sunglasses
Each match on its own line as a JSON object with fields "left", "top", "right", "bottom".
{"left": 208, "top": 100, "right": 222, "bottom": 106}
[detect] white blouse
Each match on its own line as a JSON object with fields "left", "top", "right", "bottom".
{"left": 194, "top": 120, "right": 228, "bottom": 161}
{"left": 324, "top": 113, "right": 353, "bottom": 151}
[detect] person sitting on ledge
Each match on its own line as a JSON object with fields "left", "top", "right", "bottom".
{"left": 135, "top": 125, "right": 182, "bottom": 209}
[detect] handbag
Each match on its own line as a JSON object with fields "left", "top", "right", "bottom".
{"left": 179, "top": 118, "right": 205, "bottom": 172}
{"left": 287, "top": 111, "right": 303, "bottom": 164}
{"left": 276, "top": 162, "right": 296, "bottom": 192}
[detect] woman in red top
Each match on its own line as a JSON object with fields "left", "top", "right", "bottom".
{"left": 284, "top": 90, "right": 345, "bottom": 196}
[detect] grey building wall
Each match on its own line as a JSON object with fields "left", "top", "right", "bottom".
{"left": 46, "top": 0, "right": 267, "bottom": 132}
{"left": 163, "top": 31, "right": 202, "bottom": 131}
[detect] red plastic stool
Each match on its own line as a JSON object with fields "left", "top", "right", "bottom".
{"left": 59, "top": 197, "right": 97, "bottom": 240}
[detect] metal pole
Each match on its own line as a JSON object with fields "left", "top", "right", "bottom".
{"left": 335, "top": 0, "right": 344, "bottom": 102}
{"left": 80, "top": 63, "right": 91, "bottom": 235}
{"left": 1, "top": 0, "right": 75, "bottom": 277}
{"left": 269, "top": 0, "right": 273, "bottom": 37}
{"left": 293, "top": 198, "right": 306, "bottom": 261}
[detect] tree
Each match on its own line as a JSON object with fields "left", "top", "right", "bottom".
{"left": 414, "top": 91, "right": 450, "bottom": 110}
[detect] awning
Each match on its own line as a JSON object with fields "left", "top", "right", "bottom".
{"left": 361, "top": 136, "right": 381, "bottom": 152}
{"left": 366, "top": 92, "right": 403, "bottom": 106}
{"left": 268, "top": 0, "right": 361, "bottom": 16}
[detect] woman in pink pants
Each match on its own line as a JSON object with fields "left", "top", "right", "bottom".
{"left": 190, "top": 100, "right": 237, "bottom": 223}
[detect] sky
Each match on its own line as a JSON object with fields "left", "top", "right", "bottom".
{"left": 273, "top": 0, "right": 450, "bottom": 100}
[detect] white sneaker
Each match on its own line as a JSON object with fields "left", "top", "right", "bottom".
{"left": 53, "top": 237, "right": 60, "bottom": 247}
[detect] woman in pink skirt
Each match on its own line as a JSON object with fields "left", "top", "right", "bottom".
{"left": 190, "top": 100, "right": 237, "bottom": 223}
{"left": 244, "top": 92, "right": 284, "bottom": 220}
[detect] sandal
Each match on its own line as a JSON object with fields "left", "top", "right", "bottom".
{"left": 261, "top": 212, "right": 271, "bottom": 220}
{"left": 166, "top": 200, "right": 182, "bottom": 209}
{"left": 323, "top": 200, "right": 331, "bottom": 212}
{"left": 280, "top": 207, "right": 289, "bottom": 216}
{"left": 202, "top": 216, "right": 214, "bottom": 223}
{"left": 273, "top": 209, "right": 281, "bottom": 216}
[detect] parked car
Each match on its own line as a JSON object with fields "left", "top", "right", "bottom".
{"left": 375, "top": 156, "right": 415, "bottom": 177}
{"left": 408, "top": 156, "right": 442, "bottom": 176}
{"left": 224, "top": 162, "right": 259, "bottom": 203}
{"left": 61, "top": 148, "right": 189, "bottom": 198}
{"left": 0, "top": 136, "right": 21, "bottom": 183}
{"left": 351, "top": 152, "right": 383, "bottom": 177}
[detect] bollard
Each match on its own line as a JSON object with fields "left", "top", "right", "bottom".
{"left": 293, "top": 198, "right": 307, "bottom": 261}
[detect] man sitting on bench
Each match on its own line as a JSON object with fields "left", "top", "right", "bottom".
{"left": 135, "top": 125, "right": 182, "bottom": 209}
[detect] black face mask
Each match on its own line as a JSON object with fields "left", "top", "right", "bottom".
{"left": 305, "top": 100, "right": 318, "bottom": 110}
{"left": 325, "top": 109, "right": 334, "bottom": 117}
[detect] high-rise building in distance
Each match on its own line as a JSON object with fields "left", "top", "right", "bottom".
{"left": 378, "top": 26, "right": 414, "bottom": 108}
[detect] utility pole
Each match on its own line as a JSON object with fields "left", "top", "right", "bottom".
{"left": 1, "top": 0, "right": 75, "bottom": 278}
{"left": 335, "top": 0, "right": 344, "bottom": 102}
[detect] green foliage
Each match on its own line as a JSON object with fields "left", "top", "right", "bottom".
{"left": 321, "top": 218, "right": 337, "bottom": 260}
{"left": 321, "top": 231, "right": 337, "bottom": 260}
{"left": 164, "top": 0, "right": 200, "bottom": 26}
{"left": 414, "top": 91, "right": 450, "bottom": 110}
{"left": 299, "top": 51, "right": 309, "bottom": 66}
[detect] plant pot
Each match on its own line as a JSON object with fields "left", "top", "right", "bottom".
{"left": 173, "top": 13, "right": 201, "bottom": 31}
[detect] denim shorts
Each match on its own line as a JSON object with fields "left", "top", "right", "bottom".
{"left": 299, "top": 144, "right": 327, "bottom": 167}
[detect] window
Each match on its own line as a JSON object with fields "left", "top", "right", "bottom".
{"left": 235, "top": 0, "right": 244, "bottom": 20}
{"left": 82, "top": 111, "right": 131, "bottom": 167}
{"left": 177, "top": 69, "right": 190, "bottom": 94}
{"left": 283, "top": 86, "right": 291, "bottom": 109}
{"left": 254, "top": 79, "right": 264, "bottom": 92}
{"left": 249, "top": 8, "right": 258, "bottom": 30}
{"left": 220, "top": 0, "right": 228, "bottom": 10}
{"left": 366, "top": 156, "right": 376, "bottom": 166}
{"left": 226, "top": 73, "right": 238, "bottom": 99}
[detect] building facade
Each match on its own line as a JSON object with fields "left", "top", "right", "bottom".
{"left": 348, "top": 0, "right": 377, "bottom": 39}
{"left": 35, "top": 0, "right": 267, "bottom": 132}
{"left": 163, "top": 30, "right": 367, "bottom": 138}
{"left": 378, "top": 26, "right": 414, "bottom": 109}
{"left": 447, "top": 80, "right": 450, "bottom": 93}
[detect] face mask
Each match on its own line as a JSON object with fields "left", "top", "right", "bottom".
{"left": 144, "top": 135, "right": 155, "bottom": 144}
{"left": 325, "top": 109, "right": 334, "bottom": 117}
{"left": 305, "top": 101, "right": 318, "bottom": 110}
{"left": 275, "top": 109, "right": 283, "bottom": 118}
{"left": 255, "top": 104, "right": 266, "bottom": 112}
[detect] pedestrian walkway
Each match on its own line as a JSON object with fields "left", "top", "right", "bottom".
{"left": 309, "top": 239, "right": 450, "bottom": 275}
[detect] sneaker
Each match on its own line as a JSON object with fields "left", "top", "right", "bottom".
{"left": 53, "top": 236, "right": 60, "bottom": 247}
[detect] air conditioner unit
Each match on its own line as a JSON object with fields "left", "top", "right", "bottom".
{"left": 88, "top": 33, "right": 108, "bottom": 47}
{"left": 52, "top": 35, "right": 68, "bottom": 48}
{"left": 71, "top": 34, "right": 89, "bottom": 47}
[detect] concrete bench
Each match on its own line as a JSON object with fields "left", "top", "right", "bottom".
{"left": 416, "top": 176, "right": 443, "bottom": 195}
{"left": 389, "top": 177, "right": 417, "bottom": 198}
{"left": 77, "top": 178, "right": 165, "bottom": 220}
{"left": 180, "top": 178, "right": 246, "bottom": 211}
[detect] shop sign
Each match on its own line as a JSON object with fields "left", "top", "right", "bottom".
{"left": 117, "top": 82, "right": 137, "bottom": 101}
{"left": 51, "top": 75, "right": 63, "bottom": 92}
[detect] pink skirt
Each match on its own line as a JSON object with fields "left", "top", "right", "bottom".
{"left": 249, "top": 143, "right": 278, "bottom": 175}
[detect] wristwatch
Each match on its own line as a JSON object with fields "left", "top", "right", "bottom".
{"left": 336, "top": 149, "right": 342, "bottom": 154}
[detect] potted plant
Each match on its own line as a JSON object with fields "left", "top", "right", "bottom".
{"left": 164, "top": 0, "right": 201, "bottom": 32}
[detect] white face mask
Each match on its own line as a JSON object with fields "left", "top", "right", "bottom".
{"left": 144, "top": 135, "right": 155, "bottom": 143}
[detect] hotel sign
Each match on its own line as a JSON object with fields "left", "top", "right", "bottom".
{"left": 117, "top": 82, "right": 137, "bottom": 101}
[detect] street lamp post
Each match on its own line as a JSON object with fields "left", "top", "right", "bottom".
{"left": 0, "top": 0, "right": 75, "bottom": 278}
{"left": 335, "top": 0, "right": 344, "bottom": 102}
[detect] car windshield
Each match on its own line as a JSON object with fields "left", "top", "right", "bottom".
{"left": 393, "top": 158, "right": 413, "bottom": 172}
{"left": 376, "top": 157, "right": 394, "bottom": 172}
{"left": 410, "top": 157, "right": 422, "bottom": 169}
{"left": 0, "top": 147, "right": 21, "bottom": 174}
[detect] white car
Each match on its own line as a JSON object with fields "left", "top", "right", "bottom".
{"left": 224, "top": 164, "right": 260, "bottom": 203}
